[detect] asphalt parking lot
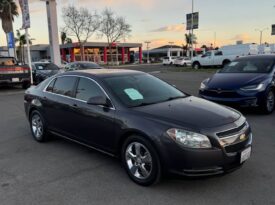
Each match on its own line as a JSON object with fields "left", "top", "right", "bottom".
{"left": 0, "top": 65, "right": 275, "bottom": 205}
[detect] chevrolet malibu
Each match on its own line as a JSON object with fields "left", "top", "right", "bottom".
{"left": 24, "top": 69, "right": 252, "bottom": 186}
{"left": 199, "top": 55, "right": 275, "bottom": 114}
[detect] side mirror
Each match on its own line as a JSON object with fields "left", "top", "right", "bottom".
{"left": 87, "top": 96, "right": 110, "bottom": 107}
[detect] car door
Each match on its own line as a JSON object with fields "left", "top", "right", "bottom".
{"left": 42, "top": 76, "right": 78, "bottom": 138}
{"left": 200, "top": 51, "right": 212, "bottom": 66}
{"left": 70, "top": 77, "right": 116, "bottom": 152}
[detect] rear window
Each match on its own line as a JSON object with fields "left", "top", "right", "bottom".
{"left": 220, "top": 58, "right": 275, "bottom": 73}
{"left": 0, "top": 58, "right": 16, "bottom": 66}
{"left": 52, "top": 76, "right": 77, "bottom": 97}
{"left": 34, "top": 63, "right": 59, "bottom": 70}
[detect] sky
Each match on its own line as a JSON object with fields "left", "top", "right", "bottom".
{"left": 1, "top": 0, "right": 275, "bottom": 49}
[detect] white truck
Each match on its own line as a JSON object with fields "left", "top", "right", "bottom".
{"left": 192, "top": 43, "right": 259, "bottom": 69}
{"left": 192, "top": 50, "right": 237, "bottom": 69}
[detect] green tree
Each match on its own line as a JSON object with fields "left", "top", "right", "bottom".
{"left": 185, "top": 33, "right": 197, "bottom": 49}
{"left": 0, "top": 0, "right": 18, "bottom": 34}
{"left": 15, "top": 30, "right": 32, "bottom": 63}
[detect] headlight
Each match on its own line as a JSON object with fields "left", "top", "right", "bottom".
{"left": 200, "top": 78, "right": 209, "bottom": 90}
{"left": 167, "top": 128, "right": 212, "bottom": 148}
{"left": 240, "top": 83, "right": 265, "bottom": 91}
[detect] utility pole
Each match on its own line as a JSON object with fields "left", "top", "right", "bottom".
{"left": 42, "top": 0, "right": 61, "bottom": 66}
{"left": 145, "top": 41, "right": 151, "bottom": 64}
{"left": 255, "top": 28, "right": 269, "bottom": 45}
{"left": 191, "top": 0, "right": 194, "bottom": 60}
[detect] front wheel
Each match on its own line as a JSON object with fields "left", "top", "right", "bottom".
{"left": 261, "top": 89, "right": 275, "bottom": 114}
{"left": 122, "top": 135, "right": 161, "bottom": 186}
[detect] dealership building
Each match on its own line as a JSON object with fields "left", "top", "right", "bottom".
{"left": 0, "top": 42, "right": 143, "bottom": 64}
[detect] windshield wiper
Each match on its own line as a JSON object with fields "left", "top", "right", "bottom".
{"left": 163, "top": 96, "right": 187, "bottom": 102}
{"left": 131, "top": 102, "right": 158, "bottom": 108}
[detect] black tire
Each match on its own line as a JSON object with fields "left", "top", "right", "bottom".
{"left": 30, "top": 110, "right": 50, "bottom": 142}
{"left": 170, "top": 62, "right": 173, "bottom": 65}
{"left": 192, "top": 62, "right": 201, "bottom": 69}
{"left": 222, "top": 60, "right": 230, "bottom": 68}
{"left": 260, "top": 89, "right": 275, "bottom": 114}
{"left": 22, "top": 81, "right": 30, "bottom": 89}
{"left": 121, "top": 135, "right": 161, "bottom": 186}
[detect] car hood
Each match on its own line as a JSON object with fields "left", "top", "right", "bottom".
{"left": 133, "top": 96, "right": 241, "bottom": 130}
{"left": 207, "top": 73, "right": 269, "bottom": 89}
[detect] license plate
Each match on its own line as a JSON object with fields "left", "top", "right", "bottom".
{"left": 240, "top": 147, "right": 251, "bottom": 163}
{"left": 12, "top": 78, "right": 19, "bottom": 82}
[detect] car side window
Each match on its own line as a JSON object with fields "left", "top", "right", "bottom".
{"left": 76, "top": 78, "right": 105, "bottom": 102}
{"left": 215, "top": 51, "right": 223, "bottom": 56}
{"left": 46, "top": 78, "right": 56, "bottom": 92}
{"left": 52, "top": 76, "right": 77, "bottom": 97}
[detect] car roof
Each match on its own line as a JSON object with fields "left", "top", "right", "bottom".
{"left": 59, "top": 69, "right": 144, "bottom": 78}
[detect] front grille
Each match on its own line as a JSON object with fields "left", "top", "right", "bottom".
{"left": 217, "top": 122, "right": 251, "bottom": 153}
{"left": 203, "top": 89, "right": 240, "bottom": 98}
{"left": 217, "top": 122, "right": 247, "bottom": 138}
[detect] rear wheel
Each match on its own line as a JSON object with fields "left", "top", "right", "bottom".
{"left": 30, "top": 110, "right": 50, "bottom": 142}
{"left": 192, "top": 62, "right": 200, "bottom": 69}
{"left": 122, "top": 135, "right": 161, "bottom": 186}
{"left": 261, "top": 89, "right": 274, "bottom": 114}
{"left": 22, "top": 81, "right": 30, "bottom": 89}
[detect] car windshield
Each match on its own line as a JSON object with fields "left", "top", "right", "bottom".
{"left": 103, "top": 73, "right": 186, "bottom": 107}
{"left": 78, "top": 62, "right": 100, "bottom": 69}
{"left": 220, "top": 58, "right": 275, "bottom": 73}
{"left": 35, "top": 63, "right": 59, "bottom": 70}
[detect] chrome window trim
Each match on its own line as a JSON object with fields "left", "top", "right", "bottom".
{"left": 42, "top": 75, "right": 116, "bottom": 110}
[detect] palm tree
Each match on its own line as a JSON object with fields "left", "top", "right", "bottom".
{"left": 61, "top": 32, "right": 67, "bottom": 45}
{"left": 185, "top": 33, "right": 197, "bottom": 49}
{"left": 15, "top": 30, "right": 32, "bottom": 64}
{"left": 61, "top": 31, "right": 73, "bottom": 44}
{"left": 0, "top": 0, "right": 18, "bottom": 34}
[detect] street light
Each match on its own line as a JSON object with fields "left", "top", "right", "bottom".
{"left": 145, "top": 41, "right": 151, "bottom": 64}
{"left": 190, "top": 0, "right": 194, "bottom": 60}
{"left": 255, "top": 27, "right": 269, "bottom": 45}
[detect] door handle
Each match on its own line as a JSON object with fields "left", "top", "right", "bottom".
{"left": 72, "top": 103, "right": 78, "bottom": 107}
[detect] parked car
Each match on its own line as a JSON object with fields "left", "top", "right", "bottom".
{"left": 163, "top": 56, "right": 177, "bottom": 65}
{"left": 174, "top": 57, "right": 192, "bottom": 67}
{"left": 192, "top": 50, "right": 238, "bottom": 69}
{"left": 24, "top": 69, "right": 252, "bottom": 186}
{"left": 65, "top": 61, "right": 101, "bottom": 71}
{"left": 199, "top": 55, "right": 275, "bottom": 114}
{"left": 32, "top": 62, "right": 61, "bottom": 85}
{"left": 0, "top": 56, "right": 31, "bottom": 89}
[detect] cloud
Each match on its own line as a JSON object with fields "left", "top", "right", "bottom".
{"left": 147, "top": 38, "right": 184, "bottom": 49}
{"left": 77, "top": 0, "right": 155, "bottom": 9}
{"left": 151, "top": 24, "right": 185, "bottom": 32}
{"left": 231, "top": 33, "right": 251, "bottom": 41}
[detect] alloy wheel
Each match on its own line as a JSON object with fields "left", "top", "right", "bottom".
{"left": 31, "top": 114, "right": 44, "bottom": 140}
{"left": 125, "top": 142, "right": 153, "bottom": 180}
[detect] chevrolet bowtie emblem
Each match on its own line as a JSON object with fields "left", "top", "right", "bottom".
{"left": 240, "top": 134, "right": 246, "bottom": 141}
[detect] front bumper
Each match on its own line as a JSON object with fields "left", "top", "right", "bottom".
{"left": 160, "top": 119, "right": 252, "bottom": 177}
{"left": 199, "top": 90, "right": 265, "bottom": 108}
